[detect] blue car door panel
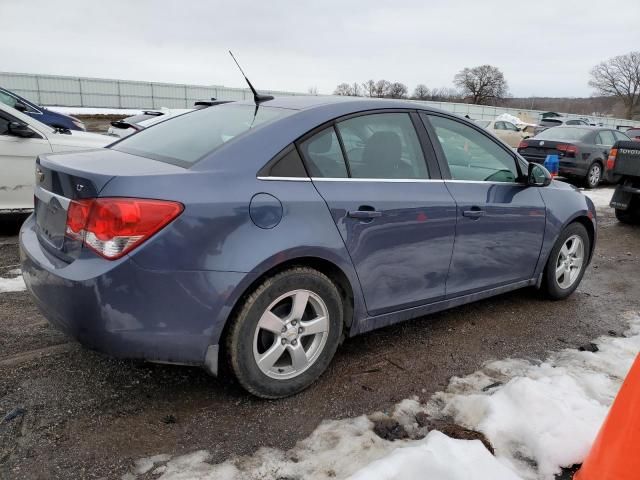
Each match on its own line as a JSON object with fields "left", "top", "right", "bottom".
{"left": 298, "top": 112, "right": 457, "bottom": 316}
{"left": 421, "top": 113, "right": 546, "bottom": 297}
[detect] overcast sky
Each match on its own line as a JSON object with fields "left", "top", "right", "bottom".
{"left": 2, "top": 0, "right": 639, "bottom": 98}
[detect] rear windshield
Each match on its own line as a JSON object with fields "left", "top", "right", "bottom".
{"left": 540, "top": 119, "right": 563, "bottom": 127}
{"left": 112, "top": 104, "right": 293, "bottom": 167}
{"left": 626, "top": 128, "right": 640, "bottom": 136}
{"left": 534, "top": 127, "right": 591, "bottom": 141}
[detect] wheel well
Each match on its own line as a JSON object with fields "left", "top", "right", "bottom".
{"left": 218, "top": 257, "right": 355, "bottom": 369}
{"left": 571, "top": 216, "right": 596, "bottom": 261}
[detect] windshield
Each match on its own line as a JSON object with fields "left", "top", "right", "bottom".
{"left": 534, "top": 127, "right": 591, "bottom": 141}
{"left": 112, "top": 104, "right": 293, "bottom": 167}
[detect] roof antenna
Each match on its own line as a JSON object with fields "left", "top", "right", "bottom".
{"left": 229, "top": 51, "right": 274, "bottom": 104}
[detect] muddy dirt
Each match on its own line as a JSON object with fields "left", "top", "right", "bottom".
{"left": 0, "top": 198, "right": 638, "bottom": 479}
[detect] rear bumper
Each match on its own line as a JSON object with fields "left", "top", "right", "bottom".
{"left": 19, "top": 215, "right": 254, "bottom": 367}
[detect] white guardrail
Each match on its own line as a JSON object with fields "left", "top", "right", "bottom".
{"left": 2, "top": 71, "right": 639, "bottom": 128}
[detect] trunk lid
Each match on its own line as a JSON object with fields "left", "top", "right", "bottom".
{"left": 517, "top": 139, "right": 576, "bottom": 164}
{"left": 34, "top": 149, "right": 185, "bottom": 260}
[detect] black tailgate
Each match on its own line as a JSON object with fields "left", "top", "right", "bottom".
{"left": 613, "top": 141, "right": 640, "bottom": 177}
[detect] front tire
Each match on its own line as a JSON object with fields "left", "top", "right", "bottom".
{"left": 583, "top": 162, "right": 602, "bottom": 189}
{"left": 226, "top": 267, "right": 343, "bottom": 399}
{"left": 542, "top": 223, "right": 590, "bottom": 300}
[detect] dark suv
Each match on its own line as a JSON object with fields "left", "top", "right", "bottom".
{"left": 518, "top": 126, "right": 630, "bottom": 188}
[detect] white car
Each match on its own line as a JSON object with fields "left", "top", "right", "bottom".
{"left": 107, "top": 108, "right": 192, "bottom": 138}
{"left": 0, "top": 103, "right": 111, "bottom": 213}
{"left": 475, "top": 119, "right": 528, "bottom": 148}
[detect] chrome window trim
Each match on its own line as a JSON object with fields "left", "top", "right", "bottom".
{"left": 445, "top": 179, "right": 526, "bottom": 186}
{"left": 311, "top": 177, "right": 444, "bottom": 183}
{"left": 256, "top": 176, "right": 311, "bottom": 182}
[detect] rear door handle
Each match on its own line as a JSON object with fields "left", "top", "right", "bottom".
{"left": 348, "top": 208, "right": 382, "bottom": 219}
{"left": 462, "top": 207, "right": 485, "bottom": 219}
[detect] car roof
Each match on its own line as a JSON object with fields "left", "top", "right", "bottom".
{"left": 230, "top": 95, "right": 444, "bottom": 112}
{"left": 552, "top": 125, "right": 615, "bottom": 131}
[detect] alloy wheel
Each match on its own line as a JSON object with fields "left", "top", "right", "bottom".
{"left": 588, "top": 164, "right": 601, "bottom": 187}
{"left": 555, "top": 234, "right": 585, "bottom": 289}
{"left": 252, "top": 289, "right": 330, "bottom": 380}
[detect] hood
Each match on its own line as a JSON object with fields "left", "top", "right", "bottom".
{"left": 48, "top": 130, "right": 113, "bottom": 151}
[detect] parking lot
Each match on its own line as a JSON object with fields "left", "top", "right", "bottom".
{"left": 0, "top": 190, "right": 638, "bottom": 479}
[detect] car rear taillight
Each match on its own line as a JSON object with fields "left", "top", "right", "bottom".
{"left": 65, "top": 198, "right": 183, "bottom": 259}
{"left": 607, "top": 148, "right": 618, "bottom": 171}
{"left": 557, "top": 144, "right": 578, "bottom": 158}
{"left": 518, "top": 140, "right": 529, "bottom": 150}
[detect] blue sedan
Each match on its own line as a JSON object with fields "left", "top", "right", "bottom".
{"left": 19, "top": 96, "right": 596, "bottom": 398}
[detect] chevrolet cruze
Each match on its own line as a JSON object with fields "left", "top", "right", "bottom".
{"left": 20, "top": 96, "right": 597, "bottom": 398}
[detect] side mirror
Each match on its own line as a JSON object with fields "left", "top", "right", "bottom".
{"left": 7, "top": 121, "right": 35, "bottom": 138}
{"left": 527, "top": 162, "right": 552, "bottom": 187}
{"left": 13, "top": 101, "right": 28, "bottom": 112}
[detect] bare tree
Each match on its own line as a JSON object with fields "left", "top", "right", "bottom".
{"left": 361, "top": 80, "right": 376, "bottom": 97}
{"left": 430, "top": 87, "right": 463, "bottom": 102}
{"left": 334, "top": 83, "right": 352, "bottom": 96}
{"left": 374, "top": 80, "right": 391, "bottom": 98}
{"left": 307, "top": 86, "right": 319, "bottom": 95}
{"left": 388, "top": 82, "right": 408, "bottom": 99}
{"left": 589, "top": 51, "right": 640, "bottom": 120}
{"left": 334, "top": 83, "right": 361, "bottom": 96}
{"left": 412, "top": 84, "right": 431, "bottom": 100}
{"left": 453, "top": 65, "right": 508, "bottom": 105}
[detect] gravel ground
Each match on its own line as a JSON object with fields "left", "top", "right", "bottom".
{"left": 1, "top": 193, "right": 638, "bottom": 479}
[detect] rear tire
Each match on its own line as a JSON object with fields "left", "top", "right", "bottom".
{"left": 542, "top": 223, "right": 590, "bottom": 300}
{"left": 583, "top": 162, "right": 602, "bottom": 189}
{"left": 226, "top": 267, "right": 343, "bottom": 399}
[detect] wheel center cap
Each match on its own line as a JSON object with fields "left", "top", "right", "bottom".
{"left": 283, "top": 326, "right": 298, "bottom": 341}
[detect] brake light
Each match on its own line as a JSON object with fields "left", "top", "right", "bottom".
{"left": 607, "top": 148, "right": 618, "bottom": 171}
{"left": 518, "top": 140, "right": 529, "bottom": 150}
{"left": 65, "top": 198, "right": 183, "bottom": 259}
{"left": 557, "top": 144, "right": 578, "bottom": 158}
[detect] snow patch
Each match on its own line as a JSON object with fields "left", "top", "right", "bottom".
{"left": 46, "top": 106, "right": 143, "bottom": 116}
{"left": 124, "top": 313, "right": 640, "bottom": 480}
{"left": 0, "top": 269, "right": 26, "bottom": 293}
{"left": 496, "top": 113, "right": 536, "bottom": 127}
{"left": 581, "top": 187, "right": 614, "bottom": 209}
{"left": 349, "top": 431, "right": 520, "bottom": 480}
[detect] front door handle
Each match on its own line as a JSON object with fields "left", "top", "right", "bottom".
{"left": 462, "top": 207, "right": 485, "bottom": 219}
{"left": 348, "top": 208, "right": 382, "bottom": 219}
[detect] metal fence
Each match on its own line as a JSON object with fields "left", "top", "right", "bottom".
{"left": 2, "top": 71, "right": 639, "bottom": 128}
{"left": 0, "top": 72, "right": 305, "bottom": 110}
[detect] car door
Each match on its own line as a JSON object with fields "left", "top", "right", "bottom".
{"left": 0, "top": 112, "right": 52, "bottom": 210}
{"left": 421, "top": 113, "right": 546, "bottom": 297}
{"left": 595, "top": 130, "right": 616, "bottom": 160}
{"left": 298, "top": 111, "right": 457, "bottom": 316}
{"left": 502, "top": 121, "right": 522, "bottom": 148}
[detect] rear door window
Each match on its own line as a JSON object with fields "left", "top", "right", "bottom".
{"left": 424, "top": 114, "right": 519, "bottom": 183}
{"left": 335, "top": 113, "right": 429, "bottom": 179}
{"left": 596, "top": 131, "right": 616, "bottom": 146}
{"left": 613, "top": 131, "right": 630, "bottom": 142}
